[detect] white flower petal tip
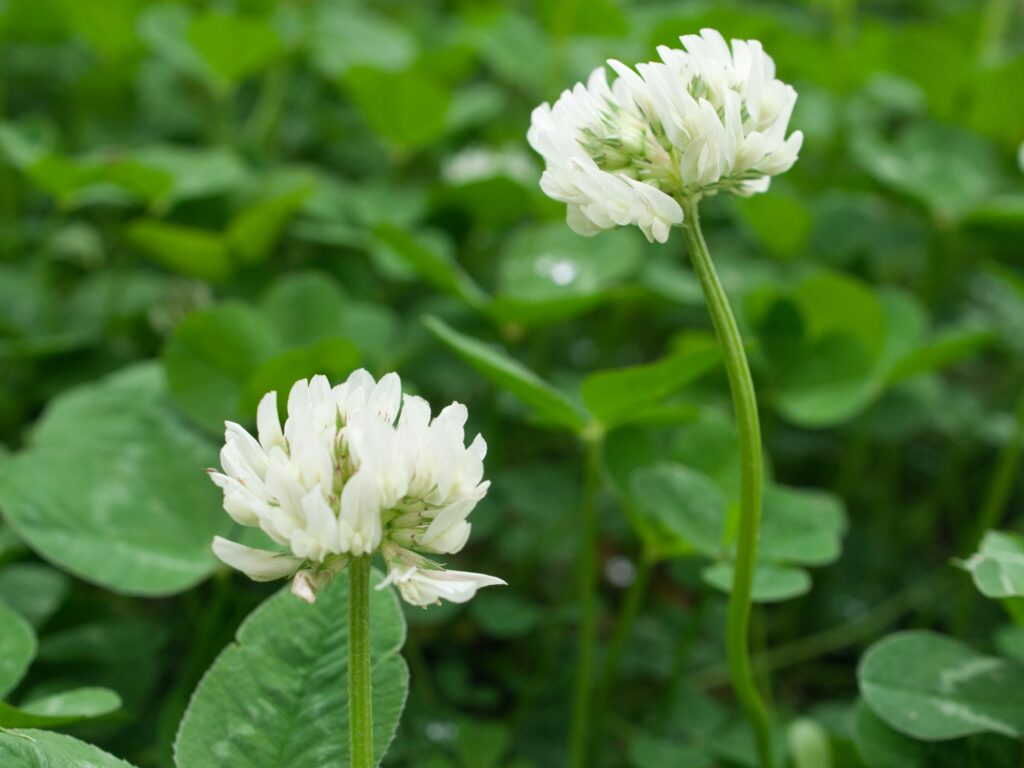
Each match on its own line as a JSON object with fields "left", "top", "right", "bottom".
{"left": 376, "top": 549, "right": 505, "bottom": 607}
{"left": 212, "top": 537, "right": 301, "bottom": 582}
{"left": 528, "top": 28, "right": 801, "bottom": 241}
{"left": 208, "top": 372, "right": 492, "bottom": 607}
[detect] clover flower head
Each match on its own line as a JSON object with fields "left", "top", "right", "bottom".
{"left": 209, "top": 370, "right": 505, "bottom": 606}
{"left": 528, "top": 28, "right": 804, "bottom": 243}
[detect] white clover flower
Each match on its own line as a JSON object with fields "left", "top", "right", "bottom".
{"left": 209, "top": 370, "right": 505, "bottom": 606}
{"left": 528, "top": 28, "right": 804, "bottom": 243}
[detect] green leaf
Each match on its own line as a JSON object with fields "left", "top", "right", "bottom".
{"left": 37, "top": 618, "right": 168, "bottom": 714}
{"left": 343, "top": 67, "right": 451, "bottom": 150}
{"left": 0, "top": 687, "right": 121, "bottom": 728}
{"left": 261, "top": 271, "right": 348, "bottom": 346}
{"left": 187, "top": 11, "right": 283, "bottom": 89}
{"left": 494, "top": 223, "right": 643, "bottom": 324}
{"left": 260, "top": 271, "right": 397, "bottom": 362}
{"left": 128, "top": 145, "right": 250, "bottom": 207}
{"left": 125, "top": 220, "right": 230, "bottom": 283}
{"left": 629, "top": 463, "right": 726, "bottom": 560}
{"left": 736, "top": 192, "right": 812, "bottom": 260}
{"left": 581, "top": 336, "right": 719, "bottom": 428}
{"left": 0, "top": 563, "right": 69, "bottom": 627}
{"left": 310, "top": 4, "right": 416, "bottom": 76}
{"left": 164, "top": 303, "right": 281, "bottom": 432}
{"left": 0, "top": 365, "right": 227, "bottom": 596}
{"left": 0, "top": 729, "right": 137, "bottom": 767}
{"left": 854, "top": 120, "right": 1001, "bottom": 223}
{"left": 374, "top": 225, "right": 488, "bottom": 310}
{"left": 759, "top": 485, "right": 846, "bottom": 567}
{"left": 888, "top": 328, "right": 995, "bottom": 383}
{"left": 174, "top": 570, "right": 408, "bottom": 767}
{"left": 0, "top": 599, "right": 35, "bottom": 698}
{"left": 226, "top": 185, "right": 312, "bottom": 265}
{"left": 240, "top": 337, "right": 361, "bottom": 416}
{"left": 854, "top": 698, "right": 928, "bottom": 768}
{"left": 702, "top": 562, "right": 812, "bottom": 603}
{"left": 424, "top": 316, "right": 589, "bottom": 433}
{"left": 961, "top": 530, "right": 1024, "bottom": 599}
{"left": 859, "top": 630, "right": 1024, "bottom": 740}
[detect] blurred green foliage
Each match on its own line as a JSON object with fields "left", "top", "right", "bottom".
{"left": 0, "top": 0, "right": 1022, "bottom": 766}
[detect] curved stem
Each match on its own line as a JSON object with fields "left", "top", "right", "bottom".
{"left": 569, "top": 435, "right": 602, "bottom": 768}
{"left": 349, "top": 555, "right": 374, "bottom": 768}
{"left": 681, "top": 198, "right": 774, "bottom": 768}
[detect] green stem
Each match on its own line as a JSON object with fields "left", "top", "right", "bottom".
{"left": 602, "top": 557, "right": 652, "bottom": 689}
{"left": 972, "top": 387, "right": 1024, "bottom": 547}
{"left": 681, "top": 198, "right": 773, "bottom": 768}
{"left": 569, "top": 434, "right": 602, "bottom": 768}
{"left": 977, "top": 0, "right": 1014, "bottom": 65}
{"left": 349, "top": 556, "right": 374, "bottom": 768}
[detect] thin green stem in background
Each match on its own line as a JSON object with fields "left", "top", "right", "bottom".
{"left": 349, "top": 555, "right": 374, "bottom": 768}
{"left": 602, "top": 556, "right": 652, "bottom": 690}
{"left": 977, "top": 0, "right": 1014, "bottom": 64}
{"left": 569, "top": 434, "right": 603, "bottom": 768}
{"left": 681, "top": 198, "right": 774, "bottom": 768}
{"left": 972, "top": 387, "right": 1024, "bottom": 547}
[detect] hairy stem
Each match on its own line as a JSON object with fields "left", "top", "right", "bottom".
{"left": 349, "top": 556, "right": 374, "bottom": 768}
{"left": 569, "top": 435, "right": 603, "bottom": 768}
{"left": 681, "top": 198, "right": 774, "bottom": 768}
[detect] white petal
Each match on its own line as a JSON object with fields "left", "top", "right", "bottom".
{"left": 256, "top": 391, "right": 286, "bottom": 452}
{"left": 369, "top": 372, "right": 402, "bottom": 423}
{"left": 338, "top": 472, "right": 382, "bottom": 555}
{"left": 391, "top": 567, "right": 506, "bottom": 607}
{"left": 212, "top": 537, "right": 301, "bottom": 582}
